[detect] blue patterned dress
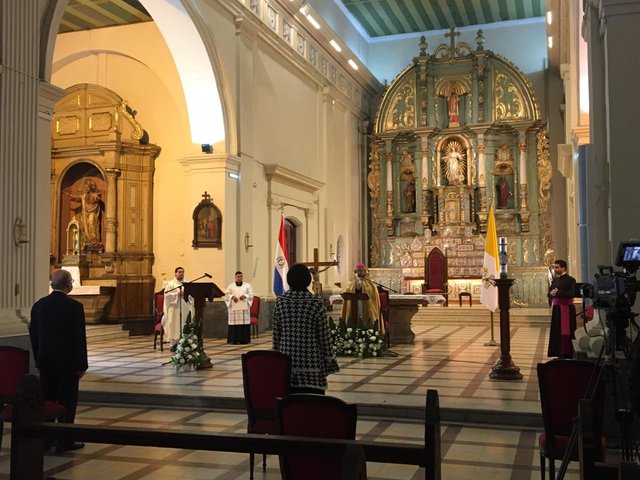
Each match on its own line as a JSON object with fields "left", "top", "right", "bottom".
{"left": 272, "top": 290, "right": 339, "bottom": 389}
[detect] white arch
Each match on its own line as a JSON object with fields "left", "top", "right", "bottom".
{"left": 140, "top": 0, "right": 224, "bottom": 145}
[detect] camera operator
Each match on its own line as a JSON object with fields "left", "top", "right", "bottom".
{"left": 548, "top": 259, "right": 577, "bottom": 358}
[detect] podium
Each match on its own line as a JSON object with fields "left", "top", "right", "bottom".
{"left": 341, "top": 292, "right": 369, "bottom": 329}
{"left": 183, "top": 282, "right": 224, "bottom": 370}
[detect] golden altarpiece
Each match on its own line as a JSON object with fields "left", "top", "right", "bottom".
{"left": 50, "top": 84, "right": 160, "bottom": 330}
{"left": 368, "top": 30, "right": 553, "bottom": 307}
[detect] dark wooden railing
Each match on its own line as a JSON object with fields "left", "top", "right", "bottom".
{"left": 10, "top": 375, "right": 441, "bottom": 480}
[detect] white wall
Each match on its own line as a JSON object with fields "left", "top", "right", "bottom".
{"left": 51, "top": 5, "right": 368, "bottom": 298}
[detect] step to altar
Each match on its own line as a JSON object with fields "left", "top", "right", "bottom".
{"left": 86, "top": 324, "right": 129, "bottom": 344}
{"left": 412, "top": 305, "right": 549, "bottom": 326}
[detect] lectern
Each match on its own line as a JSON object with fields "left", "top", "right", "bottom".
{"left": 183, "top": 282, "right": 224, "bottom": 370}
{"left": 341, "top": 292, "right": 369, "bottom": 329}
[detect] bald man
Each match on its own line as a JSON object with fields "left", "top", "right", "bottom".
{"left": 29, "top": 269, "right": 88, "bottom": 452}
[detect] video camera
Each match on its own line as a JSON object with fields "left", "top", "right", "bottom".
{"left": 575, "top": 241, "right": 640, "bottom": 348}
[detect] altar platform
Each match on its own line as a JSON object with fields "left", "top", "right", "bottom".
{"left": 80, "top": 311, "right": 553, "bottom": 429}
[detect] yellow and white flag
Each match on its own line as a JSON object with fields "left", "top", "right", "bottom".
{"left": 480, "top": 206, "right": 499, "bottom": 312}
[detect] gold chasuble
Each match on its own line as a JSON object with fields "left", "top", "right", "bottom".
{"left": 341, "top": 272, "right": 384, "bottom": 333}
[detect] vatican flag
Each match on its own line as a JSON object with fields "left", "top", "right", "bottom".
{"left": 480, "top": 206, "right": 499, "bottom": 312}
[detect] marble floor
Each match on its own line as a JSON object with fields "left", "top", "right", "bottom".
{"left": 80, "top": 321, "right": 550, "bottom": 422}
{"left": 0, "top": 320, "right": 580, "bottom": 479}
{"left": 0, "top": 404, "right": 578, "bottom": 480}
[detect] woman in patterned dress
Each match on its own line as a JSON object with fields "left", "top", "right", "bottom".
{"left": 272, "top": 263, "right": 340, "bottom": 394}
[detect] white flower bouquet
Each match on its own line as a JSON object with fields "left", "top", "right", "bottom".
{"left": 170, "top": 320, "right": 203, "bottom": 372}
{"left": 329, "top": 318, "right": 386, "bottom": 358}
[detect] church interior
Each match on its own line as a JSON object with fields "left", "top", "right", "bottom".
{"left": 2, "top": 0, "right": 640, "bottom": 478}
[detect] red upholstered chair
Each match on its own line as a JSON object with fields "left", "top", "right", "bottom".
{"left": 250, "top": 296, "right": 261, "bottom": 338}
{"left": 153, "top": 289, "right": 164, "bottom": 351}
{"left": 377, "top": 287, "right": 390, "bottom": 346}
{"left": 276, "top": 394, "right": 357, "bottom": 480}
{"left": 0, "top": 346, "right": 67, "bottom": 449}
{"left": 422, "top": 247, "right": 449, "bottom": 306}
{"left": 242, "top": 350, "right": 291, "bottom": 480}
{"left": 537, "top": 359, "right": 606, "bottom": 480}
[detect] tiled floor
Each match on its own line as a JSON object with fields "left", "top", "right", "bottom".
{"left": 0, "top": 320, "right": 582, "bottom": 479}
{"left": 81, "top": 321, "right": 550, "bottom": 418}
{"left": 0, "top": 405, "right": 578, "bottom": 479}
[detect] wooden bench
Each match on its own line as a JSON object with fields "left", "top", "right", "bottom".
{"left": 10, "top": 375, "right": 442, "bottom": 480}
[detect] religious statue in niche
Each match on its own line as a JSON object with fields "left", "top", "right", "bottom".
{"left": 447, "top": 90, "right": 460, "bottom": 127}
{"left": 404, "top": 180, "right": 416, "bottom": 213}
{"left": 442, "top": 140, "right": 466, "bottom": 186}
{"left": 192, "top": 191, "right": 222, "bottom": 248}
{"left": 496, "top": 175, "right": 513, "bottom": 209}
{"left": 67, "top": 178, "right": 104, "bottom": 250}
{"left": 399, "top": 149, "right": 417, "bottom": 213}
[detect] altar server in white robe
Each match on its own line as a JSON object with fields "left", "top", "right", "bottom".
{"left": 163, "top": 267, "right": 195, "bottom": 352}
{"left": 224, "top": 271, "right": 254, "bottom": 344}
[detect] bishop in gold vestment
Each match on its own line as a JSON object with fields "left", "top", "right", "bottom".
{"left": 341, "top": 263, "right": 384, "bottom": 333}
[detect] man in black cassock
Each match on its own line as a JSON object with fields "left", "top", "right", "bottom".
{"left": 547, "top": 259, "right": 577, "bottom": 357}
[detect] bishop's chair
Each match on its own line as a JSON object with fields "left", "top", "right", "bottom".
{"left": 422, "top": 247, "right": 449, "bottom": 306}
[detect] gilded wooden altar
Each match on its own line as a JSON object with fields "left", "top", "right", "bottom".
{"left": 368, "top": 29, "right": 552, "bottom": 306}
{"left": 50, "top": 84, "right": 160, "bottom": 329}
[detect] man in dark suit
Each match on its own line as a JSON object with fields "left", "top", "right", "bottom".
{"left": 29, "top": 269, "right": 88, "bottom": 452}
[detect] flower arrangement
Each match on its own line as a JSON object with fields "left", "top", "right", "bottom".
{"left": 170, "top": 319, "right": 202, "bottom": 372}
{"left": 329, "top": 318, "right": 386, "bottom": 358}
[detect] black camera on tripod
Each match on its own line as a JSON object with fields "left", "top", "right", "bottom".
{"left": 575, "top": 241, "right": 640, "bottom": 350}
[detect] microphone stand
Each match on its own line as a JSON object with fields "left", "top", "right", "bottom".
{"left": 162, "top": 274, "right": 209, "bottom": 366}
{"left": 365, "top": 277, "right": 398, "bottom": 293}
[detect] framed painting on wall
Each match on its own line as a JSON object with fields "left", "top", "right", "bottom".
{"left": 192, "top": 192, "right": 222, "bottom": 249}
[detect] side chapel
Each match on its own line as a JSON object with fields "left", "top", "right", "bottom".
{"left": 368, "top": 29, "right": 552, "bottom": 307}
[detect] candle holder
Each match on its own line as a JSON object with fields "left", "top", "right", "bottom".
{"left": 490, "top": 236, "right": 523, "bottom": 380}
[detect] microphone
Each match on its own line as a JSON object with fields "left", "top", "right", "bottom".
{"left": 204, "top": 273, "right": 212, "bottom": 278}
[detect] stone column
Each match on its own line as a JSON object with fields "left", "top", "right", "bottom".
{"left": 583, "top": 0, "right": 640, "bottom": 268}
{"left": 477, "top": 137, "right": 488, "bottom": 232}
{"left": 420, "top": 136, "right": 430, "bottom": 230}
{"left": 104, "top": 168, "right": 120, "bottom": 253}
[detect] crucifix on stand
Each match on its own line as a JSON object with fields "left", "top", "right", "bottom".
{"left": 302, "top": 248, "right": 338, "bottom": 298}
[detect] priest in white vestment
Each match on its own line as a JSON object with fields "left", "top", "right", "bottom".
{"left": 224, "top": 271, "right": 253, "bottom": 344}
{"left": 163, "top": 267, "right": 195, "bottom": 352}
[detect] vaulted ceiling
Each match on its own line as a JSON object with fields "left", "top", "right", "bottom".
{"left": 340, "top": 0, "right": 545, "bottom": 37}
{"left": 58, "top": 1, "right": 546, "bottom": 38}
{"left": 59, "top": 0, "right": 151, "bottom": 33}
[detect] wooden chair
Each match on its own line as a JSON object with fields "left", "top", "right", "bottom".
{"left": 250, "top": 296, "right": 261, "bottom": 338}
{"left": 422, "top": 247, "right": 449, "bottom": 306}
{"left": 0, "top": 346, "right": 67, "bottom": 450}
{"left": 378, "top": 287, "right": 390, "bottom": 346}
{"left": 537, "top": 359, "right": 606, "bottom": 480}
{"left": 153, "top": 289, "right": 164, "bottom": 351}
{"left": 276, "top": 394, "right": 357, "bottom": 480}
{"left": 242, "top": 350, "right": 291, "bottom": 480}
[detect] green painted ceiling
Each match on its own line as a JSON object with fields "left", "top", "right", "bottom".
{"left": 340, "top": 0, "right": 545, "bottom": 37}
{"left": 59, "top": 0, "right": 151, "bottom": 33}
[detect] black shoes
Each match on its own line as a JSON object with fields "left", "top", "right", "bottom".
{"left": 55, "top": 441, "right": 85, "bottom": 453}
{"left": 170, "top": 344, "right": 177, "bottom": 352}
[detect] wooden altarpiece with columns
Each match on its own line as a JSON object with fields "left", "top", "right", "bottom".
{"left": 367, "top": 29, "right": 553, "bottom": 307}
{"left": 50, "top": 84, "right": 160, "bottom": 330}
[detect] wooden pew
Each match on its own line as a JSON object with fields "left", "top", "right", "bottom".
{"left": 10, "top": 375, "right": 441, "bottom": 480}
